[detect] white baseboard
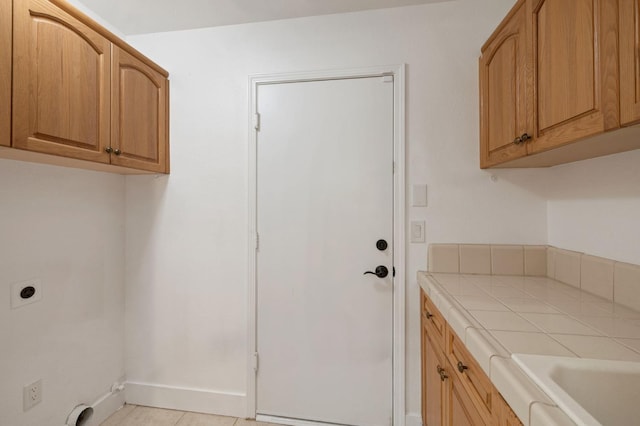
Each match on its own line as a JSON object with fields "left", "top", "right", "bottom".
{"left": 405, "top": 412, "right": 422, "bottom": 426}
{"left": 87, "top": 389, "right": 126, "bottom": 426}
{"left": 125, "top": 382, "right": 246, "bottom": 418}
{"left": 256, "top": 413, "right": 422, "bottom": 426}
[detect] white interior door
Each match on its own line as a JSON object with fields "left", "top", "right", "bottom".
{"left": 256, "top": 76, "right": 394, "bottom": 426}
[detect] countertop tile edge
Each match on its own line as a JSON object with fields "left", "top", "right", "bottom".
{"left": 417, "top": 272, "right": 571, "bottom": 426}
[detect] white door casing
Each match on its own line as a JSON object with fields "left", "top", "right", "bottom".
{"left": 247, "top": 65, "right": 405, "bottom": 426}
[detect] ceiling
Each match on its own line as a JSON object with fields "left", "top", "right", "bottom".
{"left": 77, "top": 0, "right": 448, "bottom": 35}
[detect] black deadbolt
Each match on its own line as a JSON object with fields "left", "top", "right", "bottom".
{"left": 376, "top": 239, "right": 388, "bottom": 251}
{"left": 20, "top": 286, "right": 36, "bottom": 299}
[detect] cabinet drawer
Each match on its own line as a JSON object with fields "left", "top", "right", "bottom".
{"left": 447, "top": 328, "right": 493, "bottom": 422}
{"left": 421, "top": 290, "right": 446, "bottom": 349}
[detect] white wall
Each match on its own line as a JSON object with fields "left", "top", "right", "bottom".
{"left": 125, "top": 0, "right": 549, "bottom": 418}
{"left": 547, "top": 149, "right": 640, "bottom": 265}
{"left": 0, "top": 160, "right": 126, "bottom": 425}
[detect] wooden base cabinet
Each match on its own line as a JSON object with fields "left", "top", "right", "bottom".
{"left": 7, "top": 0, "right": 170, "bottom": 173}
{"left": 421, "top": 289, "right": 521, "bottom": 426}
{"left": 480, "top": 0, "right": 640, "bottom": 168}
{"left": 447, "top": 369, "right": 486, "bottom": 426}
{"left": 422, "top": 321, "right": 446, "bottom": 426}
{"left": 1, "top": 0, "right": 12, "bottom": 147}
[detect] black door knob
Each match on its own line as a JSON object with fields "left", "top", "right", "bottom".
{"left": 364, "top": 265, "right": 389, "bottom": 278}
{"left": 376, "top": 239, "right": 388, "bottom": 251}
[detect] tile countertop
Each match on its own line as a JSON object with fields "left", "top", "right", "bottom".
{"left": 418, "top": 272, "right": 640, "bottom": 426}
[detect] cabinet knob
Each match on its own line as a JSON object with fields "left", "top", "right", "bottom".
{"left": 105, "top": 147, "right": 113, "bottom": 153}
{"left": 424, "top": 311, "right": 434, "bottom": 319}
{"left": 114, "top": 149, "right": 122, "bottom": 156}
{"left": 513, "top": 136, "right": 522, "bottom": 144}
{"left": 457, "top": 361, "right": 468, "bottom": 373}
{"left": 437, "top": 365, "right": 448, "bottom": 382}
{"left": 520, "top": 133, "right": 531, "bottom": 142}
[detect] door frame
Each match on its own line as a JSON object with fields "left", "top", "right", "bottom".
{"left": 247, "top": 64, "right": 406, "bottom": 426}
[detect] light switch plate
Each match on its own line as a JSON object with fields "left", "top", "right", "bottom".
{"left": 411, "top": 184, "right": 428, "bottom": 207}
{"left": 410, "top": 221, "right": 426, "bottom": 243}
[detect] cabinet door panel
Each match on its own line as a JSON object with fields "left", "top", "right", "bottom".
{"left": 422, "top": 324, "right": 446, "bottom": 426}
{"left": 537, "top": 0, "right": 595, "bottom": 131}
{"left": 479, "top": 0, "right": 529, "bottom": 168}
{"left": 620, "top": 0, "right": 640, "bottom": 125}
{"left": 529, "top": 0, "right": 619, "bottom": 153}
{"left": 448, "top": 370, "right": 486, "bottom": 426}
{"left": 111, "top": 46, "right": 168, "bottom": 173}
{"left": 12, "top": 0, "right": 111, "bottom": 162}
{"left": 1, "top": 0, "right": 10, "bottom": 147}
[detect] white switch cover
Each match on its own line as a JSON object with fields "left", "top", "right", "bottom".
{"left": 11, "top": 279, "right": 42, "bottom": 309}
{"left": 410, "top": 221, "right": 426, "bottom": 243}
{"left": 411, "top": 184, "right": 428, "bottom": 207}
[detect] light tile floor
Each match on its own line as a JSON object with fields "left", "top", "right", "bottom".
{"left": 101, "top": 405, "right": 278, "bottom": 426}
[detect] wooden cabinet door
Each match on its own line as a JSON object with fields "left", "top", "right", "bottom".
{"left": 111, "top": 46, "right": 169, "bottom": 173}
{"left": 1, "top": 0, "right": 10, "bottom": 147}
{"left": 422, "top": 323, "right": 446, "bottom": 426}
{"left": 479, "top": 0, "right": 530, "bottom": 168}
{"left": 620, "top": 0, "right": 640, "bottom": 125}
{"left": 12, "top": 0, "right": 111, "bottom": 162}
{"left": 447, "top": 370, "right": 487, "bottom": 426}
{"left": 528, "top": 0, "right": 619, "bottom": 154}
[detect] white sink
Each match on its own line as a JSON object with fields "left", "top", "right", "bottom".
{"left": 512, "top": 353, "right": 640, "bottom": 426}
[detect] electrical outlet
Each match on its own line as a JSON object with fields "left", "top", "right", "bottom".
{"left": 11, "top": 279, "right": 42, "bottom": 309}
{"left": 23, "top": 379, "right": 42, "bottom": 411}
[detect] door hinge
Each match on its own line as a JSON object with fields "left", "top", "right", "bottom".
{"left": 382, "top": 73, "right": 394, "bottom": 83}
{"left": 253, "top": 352, "right": 259, "bottom": 372}
{"left": 255, "top": 232, "right": 260, "bottom": 250}
{"left": 393, "top": 161, "right": 396, "bottom": 173}
{"left": 253, "top": 112, "right": 261, "bottom": 131}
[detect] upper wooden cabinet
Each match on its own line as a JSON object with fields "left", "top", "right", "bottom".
{"left": 12, "top": 0, "right": 111, "bottom": 163}
{"left": 620, "top": 0, "right": 640, "bottom": 125}
{"left": 111, "top": 46, "right": 169, "bottom": 173}
{"left": 480, "top": 0, "right": 640, "bottom": 168}
{"left": 528, "top": 0, "right": 619, "bottom": 154}
{"left": 0, "top": 0, "right": 12, "bottom": 147}
{"left": 479, "top": 0, "right": 530, "bottom": 168}
{"left": 6, "top": 0, "right": 170, "bottom": 173}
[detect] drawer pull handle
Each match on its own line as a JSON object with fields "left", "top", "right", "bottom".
{"left": 424, "top": 311, "right": 434, "bottom": 319}
{"left": 437, "top": 365, "right": 448, "bottom": 382}
{"left": 457, "top": 361, "right": 468, "bottom": 373}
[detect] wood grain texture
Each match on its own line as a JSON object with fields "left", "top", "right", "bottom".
{"left": 48, "top": 0, "right": 168, "bottom": 77}
{"left": 110, "top": 45, "right": 168, "bottom": 173}
{"left": 620, "top": 0, "right": 640, "bottom": 125}
{"left": 0, "top": 0, "right": 11, "bottom": 147}
{"left": 447, "top": 328, "right": 493, "bottom": 425}
{"left": 479, "top": 0, "right": 529, "bottom": 169}
{"left": 528, "top": 0, "right": 620, "bottom": 155}
{"left": 422, "top": 316, "right": 446, "bottom": 426}
{"left": 12, "top": 0, "right": 111, "bottom": 163}
{"left": 447, "top": 370, "right": 487, "bottom": 426}
{"left": 537, "top": 0, "right": 595, "bottom": 131}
